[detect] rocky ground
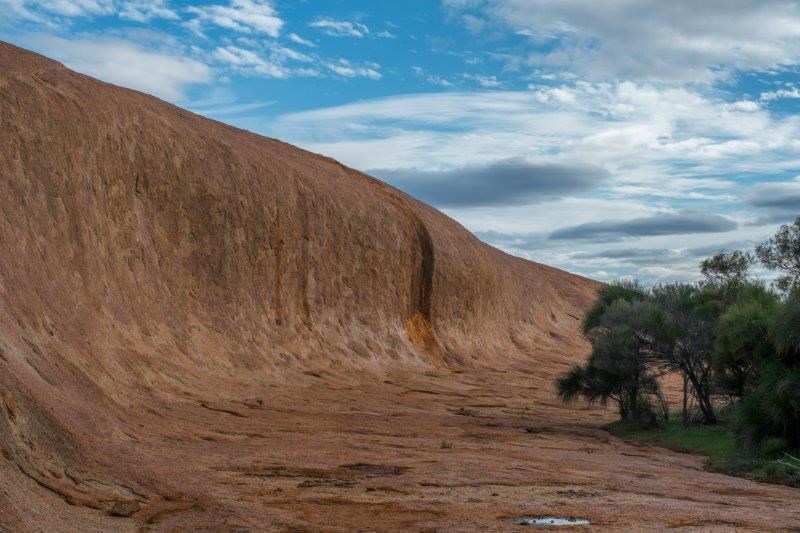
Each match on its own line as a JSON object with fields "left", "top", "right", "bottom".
{"left": 4, "top": 360, "right": 798, "bottom": 531}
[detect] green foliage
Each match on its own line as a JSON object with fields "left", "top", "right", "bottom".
{"left": 756, "top": 216, "right": 800, "bottom": 294}
{"left": 714, "top": 285, "right": 780, "bottom": 398}
{"left": 700, "top": 250, "right": 754, "bottom": 285}
{"left": 736, "top": 362, "right": 800, "bottom": 448}
{"left": 607, "top": 416, "right": 800, "bottom": 487}
{"left": 646, "top": 283, "right": 720, "bottom": 424}
{"left": 558, "top": 296, "right": 666, "bottom": 425}
{"left": 771, "top": 293, "right": 800, "bottom": 363}
{"left": 722, "top": 291, "right": 800, "bottom": 449}
{"left": 607, "top": 416, "right": 734, "bottom": 459}
{"left": 556, "top": 364, "right": 615, "bottom": 407}
{"left": 581, "top": 279, "right": 644, "bottom": 334}
{"left": 558, "top": 219, "right": 800, "bottom": 480}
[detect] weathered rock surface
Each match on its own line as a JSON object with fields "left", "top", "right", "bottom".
{"left": 1, "top": 42, "right": 798, "bottom": 531}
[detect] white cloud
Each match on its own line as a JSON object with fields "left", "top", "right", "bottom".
{"left": 36, "top": 0, "right": 114, "bottom": 17}
{"left": 463, "top": 73, "right": 500, "bottom": 87}
{"left": 412, "top": 66, "right": 453, "bottom": 87}
{"left": 1, "top": 0, "right": 177, "bottom": 23}
{"left": 1, "top": 0, "right": 50, "bottom": 23}
{"left": 760, "top": 86, "right": 800, "bottom": 102}
{"left": 26, "top": 34, "right": 212, "bottom": 101}
{"left": 444, "top": 0, "right": 800, "bottom": 82}
{"left": 1, "top": 0, "right": 113, "bottom": 21}
{"left": 310, "top": 18, "right": 369, "bottom": 38}
{"left": 273, "top": 82, "right": 800, "bottom": 178}
{"left": 213, "top": 45, "right": 288, "bottom": 78}
{"left": 211, "top": 44, "right": 318, "bottom": 79}
{"left": 324, "top": 59, "right": 381, "bottom": 79}
{"left": 288, "top": 33, "right": 315, "bottom": 47}
{"left": 118, "top": 0, "right": 177, "bottom": 22}
{"left": 725, "top": 100, "right": 760, "bottom": 112}
{"left": 187, "top": 0, "right": 283, "bottom": 37}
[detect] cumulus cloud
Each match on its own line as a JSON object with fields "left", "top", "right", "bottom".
{"left": 374, "top": 158, "right": 609, "bottom": 208}
{"left": 25, "top": 34, "right": 211, "bottom": 101}
{"left": 310, "top": 18, "right": 369, "bottom": 38}
{"left": 444, "top": 0, "right": 800, "bottom": 82}
{"left": 187, "top": 0, "right": 283, "bottom": 37}
{"left": 549, "top": 212, "right": 738, "bottom": 242}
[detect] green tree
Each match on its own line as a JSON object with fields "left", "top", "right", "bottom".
{"left": 756, "top": 217, "right": 800, "bottom": 294}
{"left": 581, "top": 279, "right": 644, "bottom": 333}
{"left": 644, "top": 284, "right": 720, "bottom": 424}
{"left": 732, "top": 293, "right": 800, "bottom": 448}
{"left": 700, "top": 250, "right": 754, "bottom": 285}
{"left": 557, "top": 286, "right": 666, "bottom": 425}
{"left": 714, "top": 284, "right": 779, "bottom": 400}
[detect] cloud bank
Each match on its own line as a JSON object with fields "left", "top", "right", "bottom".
{"left": 374, "top": 158, "right": 609, "bottom": 208}
{"left": 549, "top": 212, "right": 738, "bottom": 242}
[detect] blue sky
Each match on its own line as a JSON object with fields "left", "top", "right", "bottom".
{"left": 3, "top": 0, "right": 800, "bottom": 282}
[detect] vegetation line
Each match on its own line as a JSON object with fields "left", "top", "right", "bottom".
{"left": 556, "top": 217, "right": 800, "bottom": 487}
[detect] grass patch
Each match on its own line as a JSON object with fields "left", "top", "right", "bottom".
{"left": 606, "top": 417, "right": 800, "bottom": 487}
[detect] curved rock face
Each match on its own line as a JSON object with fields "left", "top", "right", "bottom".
{"left": 0, "top": 42, "right": 598, "bottom": 529}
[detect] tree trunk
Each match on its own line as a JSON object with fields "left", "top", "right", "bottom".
{"left": 682, "top": 374, "right": 689, "bottom": 426}
{"left": 687, "top": 371, "right": 717, "bottom": 424}
{"left": 697, "top": 390, "right": 717, "bottom": 424}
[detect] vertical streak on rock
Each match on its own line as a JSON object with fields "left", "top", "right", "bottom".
{"left": 404, "top": 215, "right": 442, "bottom": 357}
{"left": 413, "top": 219, "right": 434, "bottom": 321}
{"left": 273, "top": 210, "right": 284, "bottom": 326}
{"left": 297, "top": 191, "right": 311, "bottom": 325}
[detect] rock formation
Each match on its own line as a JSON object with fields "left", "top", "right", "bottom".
{"left": 0, "top": 41, "right": 605, "bottom": 530}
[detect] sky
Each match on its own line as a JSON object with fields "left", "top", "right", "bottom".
{"left": 3, "top": 0, "right": 800, "bottom": 283}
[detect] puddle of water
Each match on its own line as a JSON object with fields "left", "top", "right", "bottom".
{"left": 507, "top": 516, "right": 591, "bottom": 527}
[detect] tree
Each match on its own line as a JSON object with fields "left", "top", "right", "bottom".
{"left": 581, "top": 279, "right": 644, "bottom": 334}
{"left": 733, "top": 293, "right": 800, "bottom": 448}
{"left": 756, "top": 217, "right": 800, "bottom": 294}
{"left": 700, "top": 250, "right": 754, "bottom": 285}
{"left": 643, "top": 284, "right": 720, "bottom": 424}
{"left": 713, "top": 284, "right": 779, "bottom": 400}
{"left": 557, "top": 292, "right": 667, "bottom": 425}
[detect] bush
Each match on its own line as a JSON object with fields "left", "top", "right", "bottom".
{"left": 714, "top": 286, "right": 779, "bottom": 398}
{"left": 736, "top": 363, "right": 800, "bottom": 449}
